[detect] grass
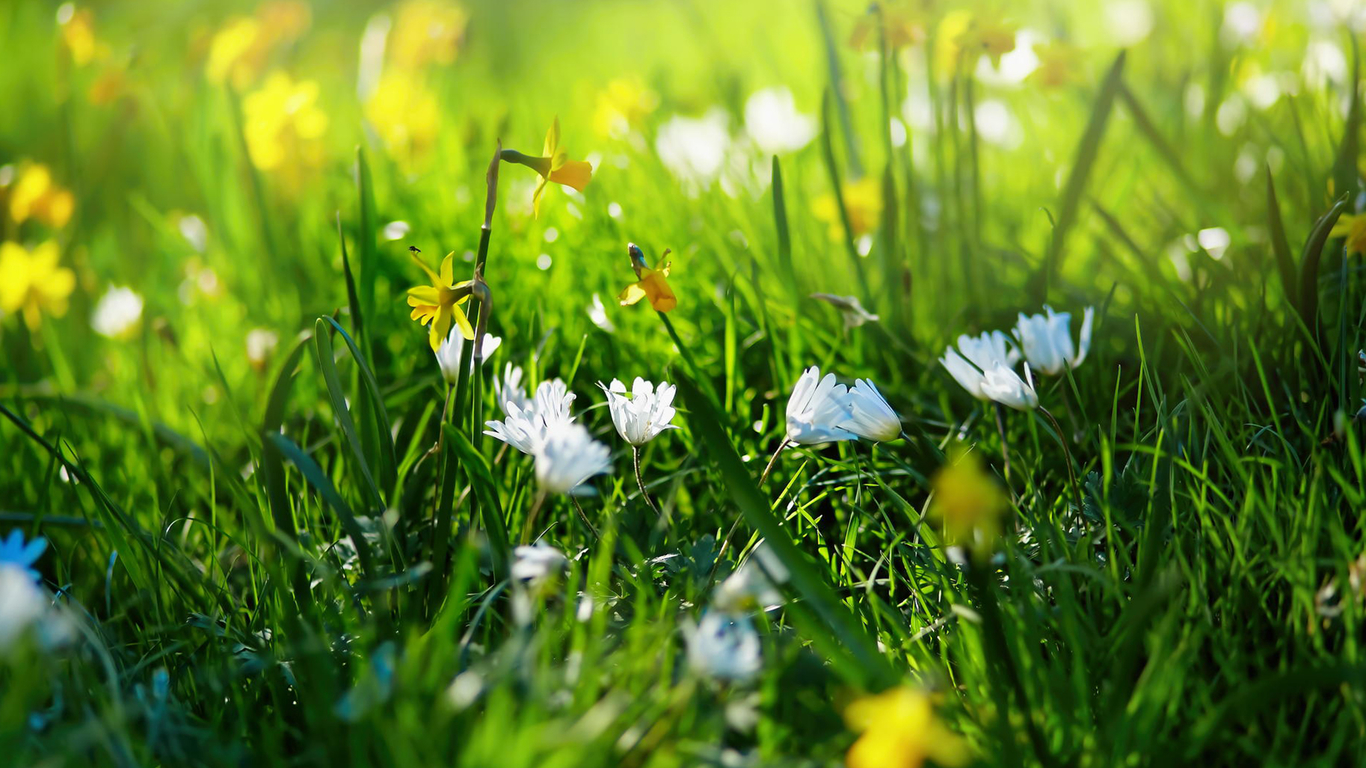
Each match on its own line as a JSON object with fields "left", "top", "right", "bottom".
{"left": 3, "top": 0, "right": 1366, "bottom": 765}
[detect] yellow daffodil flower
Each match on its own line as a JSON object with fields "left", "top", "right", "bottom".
{"left": 205, "top": 1, "right": 311, "bottom": 89}
{"left": 8, "top": 164, "right": 75, "bottom": 229}
{"left": 594, "top": 77, "right": 659, "bottom": 139}
{"left": 387, "top": 0, "right": 469, "bottom": 72}
{"left": 242, "top": 72, "right": 328, "bottom": 189}
{"left": 618, "top": 243, "right": 676, "bottom": 313}
{"left": 937, "top": 12, "right": 1016, "bottom": 72}
{"left": 812, "top": 178, "right": 882, "bottom": 242}
{"left": 0, "top": 241, "right": 76, "bottom": 331}
{"left": 406, "top": 251, "right": 475, "bottom": 352}
{"left": 931, "top": 448, "right": 1009, "bottom": 558}
{"left": 365, "top": 69, "right": 440, "bottom": 166}
{"left": 848, "top": 0, "right": 929, "bottom": 51}
{"left": 1331, "top": 213, "right": 1366, "bottom": 255}
{"left": 58, "top": 5, "right": 105, "bottom": 66}
{"left": 501, "top": 118, "right": 594, "bottom": 216}
{"left": 1031, "top": 41, "right": 1082, "bottom": 89}
{"left": 845, "top": 687, "right": 970, "bottom": 768}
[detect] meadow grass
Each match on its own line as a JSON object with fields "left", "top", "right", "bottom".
{"left": 2, "top": 0, "right": 1366, "bottom": 765}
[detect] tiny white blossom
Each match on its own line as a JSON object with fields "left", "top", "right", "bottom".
{"left": 511, "top": 543, "right": 568, "bottom": 587}
{"left": 785, "top": 366, "right": 857, "bottom": 444}
{"left": 939, "top": 331, "right": 1020, "bottom": 400}
{"left": 533, "top": 422, "right": 613, "bottom": 495}
{"left": 484, "top": 379, "right": 575, "bottom": 454}
{"left": 685, "top": 611, "right": 762, "bottom": 683}
{"left": 587, "top": 293, "right": 616, "bottom": 333}
{"left": 1013, "top": 305, "right": 1093, "bottom": 375}
{"left": 842, "top": 378, "right": 901, "bottom": 442}
{"left": 494, "top": 364, "right": 530, "bottom": 415}
{"left": 714, "top": 544, "right": 788, "bottom": 613}
{"left": 434, "top": 329, "right": 501, "bottom": 386}
{"left": 91, "top": 286, "right": 143, "bottom": 339}
{"left": 811, "top": 293, "right": 880, "bottom": 330}
{"left": 245, "top": 328, "right": 279, "bottom": 370}
{"left": 0, "top": 565, "right": 47, "bottom": 652}
{"left": 599, "top": 378, "right": 679, "bottom": 446}
{"left": 744, "top": 87, "right": 817, "bottom": 155}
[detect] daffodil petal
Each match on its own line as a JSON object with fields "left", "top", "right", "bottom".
{"left": 548, "top": 159, "right": 593, "bottom": 192}
{"left": 407, "top": 286, "right": 440, "bottom": 304}
{"left": 618, "top": 282, "right": 648, "bottom": 306}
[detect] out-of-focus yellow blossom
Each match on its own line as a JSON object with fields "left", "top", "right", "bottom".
{"left": 959, "top": 18, "right": 1016, "bottom": 68}
{"left": 936, "top": 11, "right": 1015, "bottom": 72}
{"left": 845, "top": 687, "right": 970, "bottom": 768}
{"left": 387, "top": 0, "right": 469, "bottom": 72}
{"left": 8, "top": 164, "right": 75, "bottom": 229}
{"left": 618, "top": 244, "right": 676, "bottom": 313}
{"left": 58, "top": 5, "right": 105, "bottom": 65}
{"left": 812, "top": 178, "right": 881, "bottom": 242}
{"left": 406, "top": 251, "right": 474, "bottom": 352}
{"left": 0, "top": 241, "right": 76, "bottom": 331}
{"left": 1031, "top": 41, "right": 1082, "bottom": 89}
{"left": 365, "top": 70, "right": 440, "bottom": 165}
{"left": 930, "top": 448, "right": 1008, "bottom": 557}
{"left": 1332, "top": 214, "right": 1366, "bottom": 255}
{"left": 205, "top": 1, "right": 311, "bottom": 89}
{"left": 242, "top": 72, "right": 328, "bottom": 187}
{"left": 501, "top": 118, "right": 594, "bottom": 216}
{"left": 89, "top": 66, "right": 128, "bottom": 105}
{"left": 849, "top": 0, "right": 931, "bottom": 51}
{"left": 594, "top": 77, "right": 659, "bottom": 139}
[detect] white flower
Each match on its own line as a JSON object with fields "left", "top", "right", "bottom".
{"left": 714, "top": 544, "right": 788, "bottom": 613}
{"left": 0, "top": 565, "right": 47, "bottom": 652}
{"left": 599, "top": 378, "right": 679, "bottom": 446}
{"left": 587, "top": 293, "right": 616, "bottom": 333}
{"left": 842, "top": 378, "right": 901, "bottom": 442}
{"left": 655, "top": 108, "right": 731, "bottom": 193}
{"left": 0, "top": 530, "right": 46, "bottom": 583}
{"left": 939, "top": 331, "right": 1020, "bottom": 400}
{"left": 743, "top": 87, "right": 817, "bottom": 155}
{"left": 532, "top": 422, "right": 612, "bottom": 495}
{"left": 484, "top": 378, "right": 575, "bottom": 454}
{"left": 494, "top": 364, "right": 530, "bottom": 416}
{"left": 980, "top": 363, "right": 1039, "bottom": 411}
{"left": 1013, "top": 306, "right": 1093, "bottom": 376}
{"left": 434, "top": 329, "right": 501, "bottom": 385}
{"left": 245, "top": 328, "right": 279, "bottom": 370}
{"left": 685, "top": 610, "right": 762, "bottom": 683}
{"left": 91, "top": 286, "right": 143, "bottom": 339}
{"left": 785, "top": 366, "right": 857, "bottom": 444}
{"left": 811, "top": 293, "right": 879, "bottom": 330}
{"left": 511, "top": 543, "right": 568, "bottom": 587}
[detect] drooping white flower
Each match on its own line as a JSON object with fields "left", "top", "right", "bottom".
{"left": 494, "top": 364, "right": 530, "bottom": 416}
{"left": 785, "top": 366, "right": 857, "bottom": 444}
{"left": 744, "top": 87, "right": 817, "bottom": 155}
{"left": 511, "top": 543, "right": 568, "bottom": 587}
{"left": 714, "top": 543, "right": 788, "bottom": 613}
{"left": 434, "top": 329, "right": 501, "bottom": 385}
{"left": 811, "top": 293, "right": 880, "bottom": 330}
{"left": 842, "top": 378, "right": 901, "bottom": 442}
{"left": 0, "top": 565, "right": 47, "bottom": 652}
{"left": 599, "top": 378, "right": 679, "bottom": 446}
{"left": 685, "top": 610, "right": 762, "bottom": 683}
{"left": 532, "top": 422, "right": 612, "bottom": 495}
{"left": 484, "top": 378, "right": 575, "bottom": 454}
{"left": 939, "top": 331, "right": 1020, "bottom": 400}
{"left": 1013, "top": 306, "right": 1093, "bottom": 376}
{"left": 91, "top": 286, "right": 143, "bottom": 339}
{"left": 979, "top": 363, "right": 1039, "bottom": 411}
{"left": 0, "top": 530, "right": 46, "bottom": 583}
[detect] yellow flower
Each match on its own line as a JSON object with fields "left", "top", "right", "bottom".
{"left": 812, "top": 178, "right": 882, "bottom": 242}
{"left": 0, "top": 241, "right": 76, "bottom": 331}
{"left": 594, "top": 77, "right": 659, "bottom": 139}
{"left": 930, "top": 448, "right": 1008, "bottom": 557}
{"left": 242, "top": 72, "right": 328, "bottom": 188}
{"left": 364, "top": 69, "right": 440, "bottom": 166}
{"left": 8, "top": 164, "right": 75, "bottom": 229}
{"left": 936, "top": 12, "right": 1015, "bottom": 72}
{"left": 845, "top": 687, "right": 970, "bottom": 768}
{"left": 1331, "top": 213, "right": 1366, "bottom": 255}
{"left": 501, "top": 117, "right": 594, "bottom": 216}
{"left": 1031, "top": 41, "right": 1082, "bottom": 89}
{"left": 848, "top": 0, "right": 930, "bottom": 51}
{"left": 387, "top": 0, "right": 469, "bottom": 72}
{"left": 205, "top": 1, "right": 311, "bottom": 89}
{"left": 618, "top": 243, "right": 677, "bottom": 313}
{"left": 58, "top": 5, "right": 105, "bottom": 65}
{"left": 405, "top": 251, "right": 474, "bottom": 352}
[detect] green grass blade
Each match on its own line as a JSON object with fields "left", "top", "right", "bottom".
{"left": 314, "top": 317, "right": 384, "bottom": 509}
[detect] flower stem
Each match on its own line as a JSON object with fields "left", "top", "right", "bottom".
{"left": 520, "top": 491, "right": 546, "bottom": 545}
{"left": 758, "top": 438, "right": 790, "bottom": 487}
{"left": 994, "top": 402, "right": 1012, "bottom": 482}
{"left": 570, "top": 496, "right": 600, "bottom": 541}
{"left": 1039, "top": 406, "right": 1082, "bottom": 513}
{"left": 633, "top": 446, "right": 661, "bottom": 518}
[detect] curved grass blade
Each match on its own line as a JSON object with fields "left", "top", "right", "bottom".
{"left": 267, "top": 432, "right": 377, "bottom": 581}
{"left": 314, "top": 317, "right": 384, "bottom": 510}
{"left": 442, "top": 424, "right": 510, "bottom": 581}
{"left": 323, "top": 316, "right": 397, "bottom": 494}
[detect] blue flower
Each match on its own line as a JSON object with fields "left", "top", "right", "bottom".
{"left": 0, "top": 530, "right": 47, "bottom": 583}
